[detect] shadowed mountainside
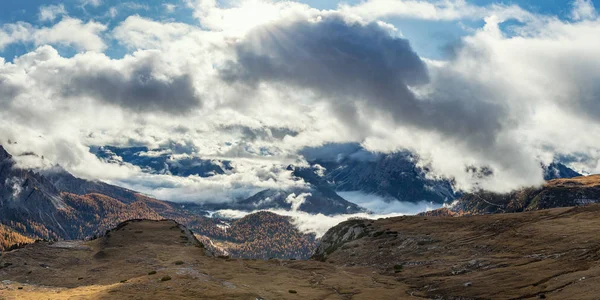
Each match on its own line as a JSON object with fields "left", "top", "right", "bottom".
{"left": 0, "top": 146, "right": 317, "bottom": 259}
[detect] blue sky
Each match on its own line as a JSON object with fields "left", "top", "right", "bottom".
{"left": 0, "top": 0, "right": 588, "bottom": 60}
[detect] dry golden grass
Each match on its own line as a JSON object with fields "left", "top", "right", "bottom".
{"left": 0, "top": 219, "right": 405, "bottom": 299}
{"left": 5, "top": 204, "right": 600, "bottom": 299}
{"left": 547, "top": 174, "right": 600, "bottom": 187}
{"left": 322, "top": 204, "right": 600, "bottom": 299}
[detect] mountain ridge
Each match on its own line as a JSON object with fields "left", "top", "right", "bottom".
{"left": 423, "top": 174, "right": 600, "bottom": 216}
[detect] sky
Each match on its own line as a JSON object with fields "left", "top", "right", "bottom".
{"left": 0, "top": 0, "right": 584, "bottom": 60}
{"left": 2, "top": 0, "right": 600, "bottom": 211}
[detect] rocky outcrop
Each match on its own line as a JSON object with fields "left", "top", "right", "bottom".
{"left": 0, "top": 145, "right": 11, "bottom": 162}
{"left": 312, "top": 218, "right": 370, "bottom": 261}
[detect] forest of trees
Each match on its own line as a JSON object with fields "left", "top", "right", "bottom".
{"left": 1, "top": 192, "right": 319, "bottom": 259}
{"left": 0, "top": 224, "right": 34, "bottom": 251}
{"left": 191, "top": 212, "right": 318, "bottom": 260}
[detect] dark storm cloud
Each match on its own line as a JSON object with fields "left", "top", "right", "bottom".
{"left": 220, "top": 125, "right": 299, "bottom": 142}
{"left": 222, "top": 14, "right": 506, "bottom": 148}
{"left": 60, "top": 60, "right": 201, "bottom": 114}
{"left": 300, "top": 143, "right": 379, "bottom": 163}
{"left": 0, "top": 77, "right": 22, "bottom": 104}
{"left": 222, "top": 15, "right": 428, "bottom": 104}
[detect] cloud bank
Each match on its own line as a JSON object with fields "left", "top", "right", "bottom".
{"left": 2, "top": 0, "right": 600, "bottom": 206}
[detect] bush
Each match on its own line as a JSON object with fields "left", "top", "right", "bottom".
{"left": 160, "top": 275, "right": 172, "bottom": 282}
{"left": 372, "top": 231, "right": 385, "bottom": 238}
{"left": 394, "top": 264, "right": 403, "bottom": 273}
{"left": 288, "top": 290, "right": 297, "bottom": 294}
{"left": 174, "top": 261, "right": 184, "bottom": 265}
{"left": 148, "top": 271, "right": 157, "bottom": 275}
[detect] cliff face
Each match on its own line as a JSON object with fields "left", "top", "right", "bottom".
{"left": 0, "top": 146, "right": 70, "bottom": 240}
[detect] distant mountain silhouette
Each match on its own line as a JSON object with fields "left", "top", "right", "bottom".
{"left": 300, "top": 144, "right": 457, "bottom": 204}
{"left": 92, "top": 145, "right": 232, "bottom": 177}
{"left": 423, "top": 174, "right": 600, "bottom": 216}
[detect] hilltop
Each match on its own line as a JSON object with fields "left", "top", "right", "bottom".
{"left": 0, "top": 219, "right": 403, "bottom": 299}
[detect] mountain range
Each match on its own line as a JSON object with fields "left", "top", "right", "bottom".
{"left": 89, "top": 143, "right": 460, "bottom": 213}
{"left": 0, "top": 142, "right": 589, "bottom": 259}
{"left": 299, "top": 146, "right": 456, "bottom": 204}
{"left": 90, "top": 144, "right": 583, "bottom": 216}
{"left": 92, "top": 145, "right": 233, "bottom": 177}
{"left": 424, "top": 174, "right": 600, "bottom": 216}
{"left": 0, "top": 145, "right": 317, "bottom": 259}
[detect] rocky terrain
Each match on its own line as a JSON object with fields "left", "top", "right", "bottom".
{"left": 313, "top": 204, "right": 600, "bottom": 299}
{"left": 426, "top": 175, "right": 600, "bottom": 216}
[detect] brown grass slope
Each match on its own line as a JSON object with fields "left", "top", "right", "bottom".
{"left": 0, "top": 219, "right": 403, "bottom": 299}
{"left": 4, "top": 205, "right": 600, "bottom": 299}
{"left": 313, "top": 203, "right": 600, "bottom": 299}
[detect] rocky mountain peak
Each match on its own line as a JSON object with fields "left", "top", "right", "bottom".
{"left": 0, "top": 145, "right": 12, "bottom": 162}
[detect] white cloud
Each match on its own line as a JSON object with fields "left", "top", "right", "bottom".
{"left": 39, "top": 4, "right": 67, "bottom": 22}
{"left": 571, "top": 0, "right": 597, "bottom": 21}
{"left": 215, "top": 207, "right": 435, "bottom": 238}
{"left": 337, "top": 0, "right": 534, "bottom": 23}
{"left": 185, "top": 0, "right": 318, "bottom": 36}
{"left": 81, "top": 0, "right": 103, "bottom": 8}
{"left": 4, "top": 0, "right": 600, "bottom": 207}
{"left": 338, "top": 192, "right": 440, "bottom": 214}
{"left": 0, "top": 23, "right": 32, "bottom": 50}
{"left": 164, "top": 3, "right": 177, "bottom": 13}
{"left": 285, "top": 192, "right": 311, "bottom": 211}
{"left": 113, "top": 16, "right": 197, "bottom": 49}
{"left": 33, "top": 17, "right": 108, "bottom": 51}
{"left": 0, "top": 18, "right": 107, "bottom": 52}
{"left": 108, "top": 7, "right": 118, "bottom": 18}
